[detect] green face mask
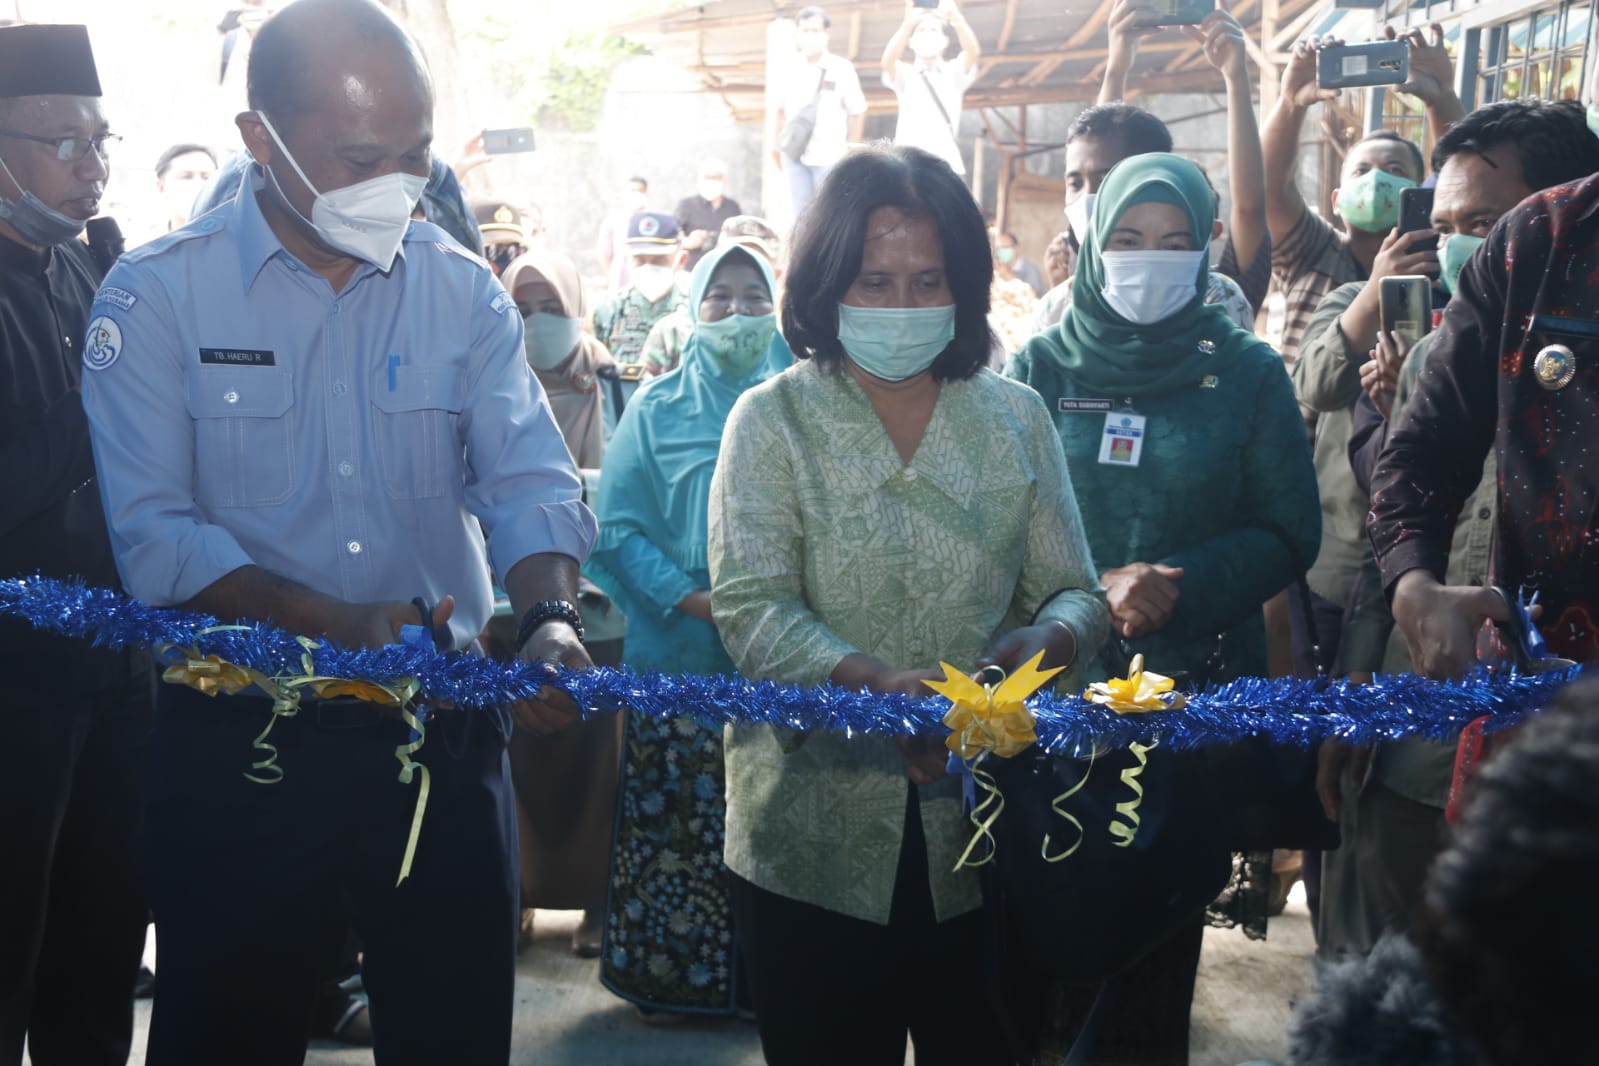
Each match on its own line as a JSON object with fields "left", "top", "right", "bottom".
{"left": 1588, "top": 103, "right": 1599, "bottom": 136}
{"left": 1337, "top": 168, "right": 1415, "bottom": 233}
{"left": 996, "top": 246, "right": 1016, "bottom": 264}
{"left": 697, "top": 312, "right": 776, "bottom": 377}
{"left": 1439, "top": 233, "right": 1485, "bottom": 297}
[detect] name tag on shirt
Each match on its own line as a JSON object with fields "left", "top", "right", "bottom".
{"left": 1058, "top": 398, "right": 1114, "bottom": 413}
{"left": 199, "top": 347, "right": 276, "bottom": 367}
{"left": 1098, "top": 411, "right": 1147, "bottom": 467}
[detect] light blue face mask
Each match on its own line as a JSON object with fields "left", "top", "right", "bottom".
{"left": 697, "top": 312, "right": 777, "bottom": 377}
{"left": 1439, "top": 233, "right": 1485, "bottom": 297}
{"left": 836, "top": 302, "right": 956, "bottom": 382}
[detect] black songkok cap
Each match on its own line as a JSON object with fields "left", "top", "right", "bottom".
{"left": 0, "top": 25, "right": 102, "bottom": 99}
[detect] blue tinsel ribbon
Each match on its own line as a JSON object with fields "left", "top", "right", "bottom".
{"left": 0, "top": 576, "right": 1584, "bottom": 752}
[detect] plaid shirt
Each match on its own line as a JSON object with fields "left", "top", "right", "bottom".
{"left": 1271, "top": 206, "right": 1365, "bottom": 364}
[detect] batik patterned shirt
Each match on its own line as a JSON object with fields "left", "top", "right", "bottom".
{"left": 707, "top": 361, "right": 1108, "bottom": 925}
{"left": 1370, "top": 174, "right": 1599, "bottom": 662}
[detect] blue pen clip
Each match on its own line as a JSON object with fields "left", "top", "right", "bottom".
{"left": 387, "top": 354, "right": 399, "bottom": 392}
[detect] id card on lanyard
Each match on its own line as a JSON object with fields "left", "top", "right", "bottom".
{"left": 1098, "top": 407, "right": 1146, "bottom": 467}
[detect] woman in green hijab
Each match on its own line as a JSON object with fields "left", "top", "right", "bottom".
{"left": 1007, "top": 153, "right": 1320, "bottom": 1064}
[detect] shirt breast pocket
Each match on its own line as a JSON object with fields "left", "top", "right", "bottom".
{"left": 371, "top": 365, "right": 467, "bottom": 500}
{"left": 185, "top": 368, "right": 295, "bottom": 508}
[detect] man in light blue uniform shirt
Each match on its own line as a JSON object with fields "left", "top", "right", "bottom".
{"left": 79, "top": 2, "right": 595, "bottom": 1061}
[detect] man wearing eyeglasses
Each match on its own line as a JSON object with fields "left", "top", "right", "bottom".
{"left": 0, "top": 23, "right": 153, "bottom": 1066}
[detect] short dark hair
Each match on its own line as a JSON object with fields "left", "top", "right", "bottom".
{"left": 247, "top": 0, "right": 424, "bottom": 120}
{"left": 155, "top": 143, "right": 216, "bottom": 178}
{"left": 1352, "top": 129, "right": 1425, "bottom": 182}
{"left": 1419, "top": 679, "right": 1599, "bottom": 1065}
{"left": 628, "top": 175, "right": 648, "bottom": 190}
{"left": 782, "top": 145, "right": 992, "bottom": 382}
{"left": 1065, "top": 103, "right": 1173, "bottom": 158}
{"left": 796, "top": 5, "right": 830, "bottom": 28}
{"left": 1432, "top": 98, "right": 1599, "bottom": 194}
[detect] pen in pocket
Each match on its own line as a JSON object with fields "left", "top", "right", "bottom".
{"left": 387, "top": 353, "right": 399, "bottom": 392}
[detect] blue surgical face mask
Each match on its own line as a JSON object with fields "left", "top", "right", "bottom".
{"left": 837, "top": 302, "right": 956, "bottom": 382}
{"left": 697, "top": 312, "right": 777, "bottom": 377}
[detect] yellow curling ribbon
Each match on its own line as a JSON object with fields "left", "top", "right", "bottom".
{"left": 1083, "top": 653, "right": 1186, "bottom": 714}
{"left": 925, "top": 652, "right": 1064, "bottom": 871}
{"left": 1042, "top": 747, "right": 1096, "bottom": 863}
{"left": 391, "top": 695, "right": 429, "bottom": 887}
{"left": 949, "top": 750, "right": 1004, "bottom": 870}
{"left": 1109, "top": 739, "right": 1157, "bottom": 847}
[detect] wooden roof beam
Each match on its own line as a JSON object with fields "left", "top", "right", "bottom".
{"left": 996, "top": 0, "right": 1019, "bottom": 52}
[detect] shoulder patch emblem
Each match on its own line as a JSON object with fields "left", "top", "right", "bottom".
{"left": 84, "top": 316, "right": 123, "bottom": 371}
{"left": 96, "top": 286, "right": 138, "bottom": 311}
{"left": 490, "top": 289, "right": 515, "bottom": 316}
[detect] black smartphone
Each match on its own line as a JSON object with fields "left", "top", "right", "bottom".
{"left": 1132, "top": 0, "right": 1216, "bottom": 27}
{"left": 482, "top": 127, "right": 535, "bottom": 155}
{"left": 1317, "top": 40, "right": 1409, "bottom": 89}
{"left": 1398, "top": 186, "right": 1436, "bottom": 252}
{"left": 1379, "top": 275, "right": 1432, "bottom": 349}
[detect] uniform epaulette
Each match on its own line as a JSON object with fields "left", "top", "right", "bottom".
{"left": 117, "top": 212, "right": 227, "bottom": 265}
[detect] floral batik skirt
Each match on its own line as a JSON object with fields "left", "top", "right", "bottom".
{"left": 599, "top": 708, "right": 740, "bottom": 1014}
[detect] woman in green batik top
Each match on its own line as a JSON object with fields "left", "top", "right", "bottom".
{"left": 1008, "top": 151, "right": 1320, "bottom": 1066}
{"left": 708, "top": 145, "right": 1108, "bottom": 1066}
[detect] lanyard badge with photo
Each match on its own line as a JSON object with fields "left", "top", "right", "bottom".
{"left": 1098, "top": 404, "right": 1146, "bottom": 467}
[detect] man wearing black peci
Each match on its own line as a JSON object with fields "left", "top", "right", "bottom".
{"left": 0, "top": 23, "right": 152, "bottom": 1066}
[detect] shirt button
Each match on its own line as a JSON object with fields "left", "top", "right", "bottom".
{"left": 903, "top": 467, "right": 919, "bottom": 481}
{"left": 224, "top": 390, "right": 239, "bottom": 404}
{"left": 332, "top": 381, "right": 347, "bottom": 397}
{"left": 338, "top": 461, "right": 354, "bottom": 477}
{"left": 346, "top": 540, "right": 362, "bottom": 555}
{"left": 1477, "top": 507, "right": 1491, "bottom": 520}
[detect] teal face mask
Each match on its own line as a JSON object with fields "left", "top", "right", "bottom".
{"left": 836, "top": 302, "right": 956, "bottom": 382}
{"left": 1439, "top": 233, "right": 1485, "bottom": 297}
{"left": 1588, "top": 103, "right": 1599, "bottom": 135}
{"left": 697, "top": 312, "right": 776, "bottom": 377}
{"left": 1336, "top": 168, "right": 1415, "bottom": 233}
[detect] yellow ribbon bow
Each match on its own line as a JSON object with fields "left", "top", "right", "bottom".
{"left": 925, "top": 650, "right": 1062, "bottom": 760}
{"left": 924, "top": 652, "right": 1064, "bottom": 871}
{"left": 1083, "top": 654, "right": 1186, "bottom": 714}
{"left": 161, "top": 652, "right": 266, "bottom": 698}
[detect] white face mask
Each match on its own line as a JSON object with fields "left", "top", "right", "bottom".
{"left": 699, "top": 179, "right": 725, "bottom": 202}
{"left": 257, "top": 112, "right": 428, "bottom": 271}
{"left": 912, "top": 31, "right": 946, "bottom": 59}
{"left": 633, "top": 263, "right": 676, "bottom": 303}
{"left": 523, "top": 312, "right": 582, "bottom": 370}
{"left": 798, "top": 30, "right": 827, "bottom": 56}
{"left": 1100, "top": 247, "right": 1207, "bottom": 326}
{"left": 1065, "top": 193, "right": 1095, "bottom": 246}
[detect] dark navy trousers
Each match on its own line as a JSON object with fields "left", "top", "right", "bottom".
{"left": 143, "top": 685, "right": 518, "bottom": 1066}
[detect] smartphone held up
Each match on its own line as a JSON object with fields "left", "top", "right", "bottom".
{"left": 1317, "top": 39, "right": 1409, "bottom": 89}
{"left": 482, "top": 127, "right": 536, "bottom": 155}
{"left": 1131, "top": 0, "right": 1216, "bottom": 28}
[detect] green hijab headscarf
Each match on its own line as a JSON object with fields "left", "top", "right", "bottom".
{"left": 1024, "top": 152, "right": 1272, "bottom": 397}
